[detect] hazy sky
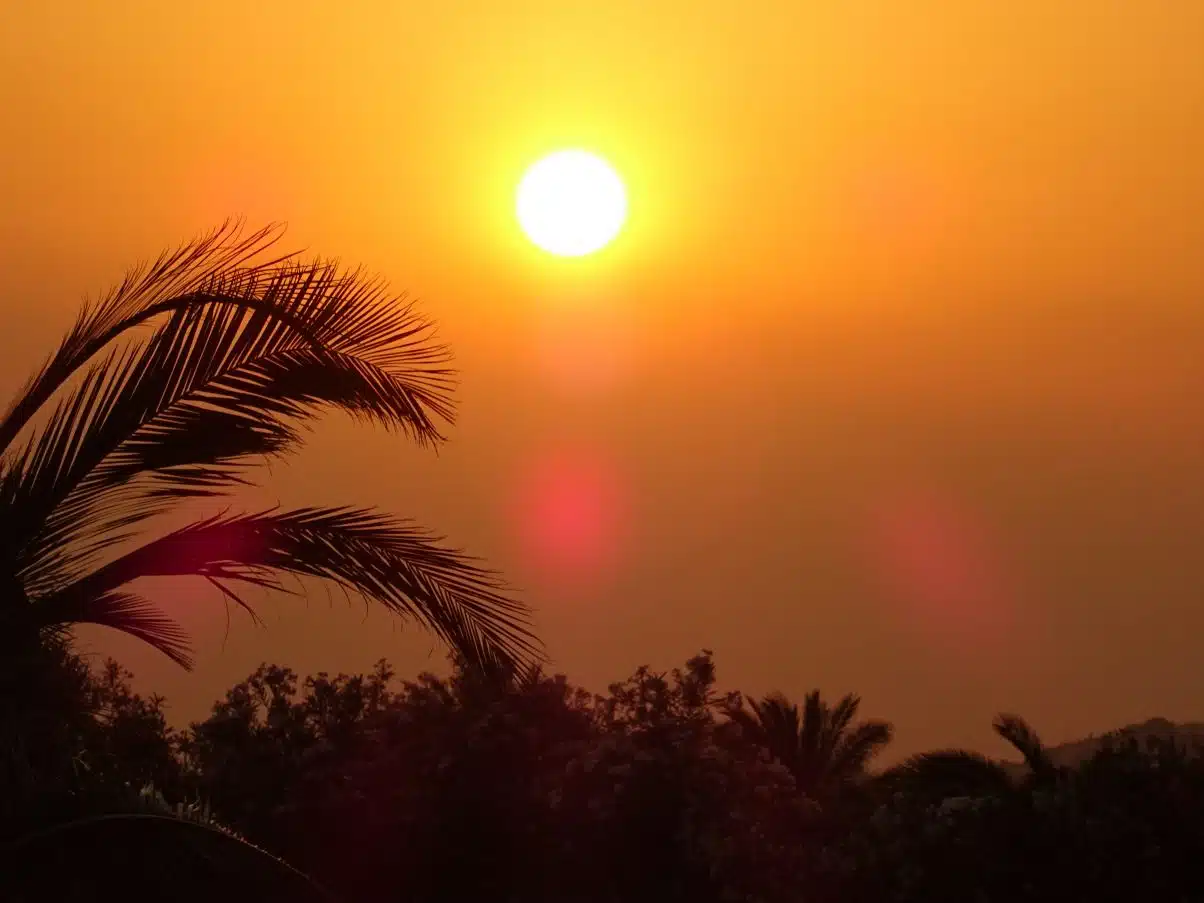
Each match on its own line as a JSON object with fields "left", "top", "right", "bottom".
{"left": 2, "top": 1, "right": 1203, "bottom": 760}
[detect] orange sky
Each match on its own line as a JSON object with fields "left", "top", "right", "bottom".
{"left": 2, "top": 1, "right": 1203, "bottom": 761}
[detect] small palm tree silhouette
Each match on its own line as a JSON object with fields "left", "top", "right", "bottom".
{"left": 727, "top": 690, "right": 893, "bottom": 798}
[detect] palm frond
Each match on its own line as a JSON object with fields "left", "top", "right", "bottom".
{"left": 1, "top": 224, "right": 457, "bottom": 597}
{"left": 888, "top": 749, "right": 1002, "bottom": 777}
{"left": 2, "top": 812, "right": 340, "bottom": 902}
{"left": 753, "top": 693, "right": 800, "bottom": 736}
{"left": 992, "top": 712, "right": 1053, "bottom": 774}
{"left": 798, "top": 690, "right": 825, "bottom": 761}
{"left": 35, "top": 506, "right": 542, "bottom": 673}
{"left": 71, "top": 590, "right": 194, "bottom": 669}
{"left": 825, "top": 693, "right": 862, "bottom": 736}
{"left": 0, "top": 220, "right": 288, "bottom": 453}
{"left": 726, "top": 693, "right": 803, "bottom": 781}
{"left": 725, "top": 705, "right": 767, "bottom": 741}
{"left": 828, "top": 719, "right": 894, "bottom": 779}
{"left": 878, "top": 749, "right": 1013, "bottom": 800}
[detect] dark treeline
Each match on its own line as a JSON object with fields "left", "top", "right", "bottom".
{"left": 6, "top": 645, "right": 1204, "bottom": 902}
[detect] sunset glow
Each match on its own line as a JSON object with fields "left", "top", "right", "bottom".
{"left": 4, "top": 0, "right": 1204, "bottom": 774}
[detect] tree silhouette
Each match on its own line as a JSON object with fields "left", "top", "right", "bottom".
{"left": 726, "top": 689, "right": 893, "bottom": 801}
{"left": 877, "top": 749, "right": 1014, "bottom": 805}
{"left": 0, "top": 221, "right": 541, "bottom": 685}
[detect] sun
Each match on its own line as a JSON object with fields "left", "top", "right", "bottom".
{"left": 516, "top": 150, "right": 627, "bottom": 257}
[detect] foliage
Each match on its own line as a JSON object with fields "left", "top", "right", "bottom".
{"left": 725, "top": 687, "right": 894, "bottom": 806}
{"left": 548, "top": 652, "right": 814, "bottom": 903}
{"left": 0, "top": 220, "right": 540, "bottom": 680}
{"left": 2, "top": 812, "right": 336, "bottom": 903}
{"left": 8, "top": 641, "right": 1204, "bottom": 901}
{"left": 0, "top": 643, "right": 185, "bottom": 839}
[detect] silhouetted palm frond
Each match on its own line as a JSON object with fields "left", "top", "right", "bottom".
{"left": 825, "top": 693, "right": 862, "bottom": 737}
{"left": 798, "top": 690, "right": 825, "bottom": 761}
{"left": 2, "top": 221, "right": 453, "bottom": 596}
{"left": 878, "top": 749, "right": 1014, "bottom": 802}
{"left": 0, "top": 222, "right": 541, "bottom": 674}
{"left": 32, "top": 507, "right": 541, "bottom": 672}
{"left": 993, "top": 713, "right": 1055, "bottom": 778}
{"left": 752, "top": 693, "right": 802, "bottom": 741}
{"left": 828, "top": 719, "right": 894, "bottom": 780}
{"left": 725, "top": 704, "right": 766, "bottom": 740}
{"left": 2, "top": 812, "right": 338, "bottom": 902}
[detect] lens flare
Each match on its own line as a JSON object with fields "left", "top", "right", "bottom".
{"left": 861, "top": 484, "right": 1022, "bottom": 658}
{"left": 511, "top": 445, "right": 627, "bottom": 584}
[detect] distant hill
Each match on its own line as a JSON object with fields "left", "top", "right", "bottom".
{"left": 1000, "top": 718, "right": 1204, "bottom": 776}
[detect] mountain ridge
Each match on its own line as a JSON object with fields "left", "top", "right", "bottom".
{"left": 1003, "top": 717, "right": 1204, "bottom": 773}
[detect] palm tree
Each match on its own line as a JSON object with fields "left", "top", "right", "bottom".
{"left": 0, "top": 221, "right": 542, "bottom": 684}
{"left": 877, "top": 749, "right": 1013, "bottom": 804}
{"left": 726, "top": 690, "right": 893, "bottom": 799}
{"left": 875, "top": 713, "right": 1058, "bottom": 805}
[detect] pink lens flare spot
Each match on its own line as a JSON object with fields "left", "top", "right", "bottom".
{"left": 513, "top": 446, "right": 628, "bottom": 581}
{"left": 862, "top": 485, "right": 1021, "bottom": 652}
{"left": 153, "top": 527, "right": 258, "bottom": 574}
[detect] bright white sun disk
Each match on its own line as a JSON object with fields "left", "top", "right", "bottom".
{"left": 517, "top": 150, "right": 627, "bottom": 257}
